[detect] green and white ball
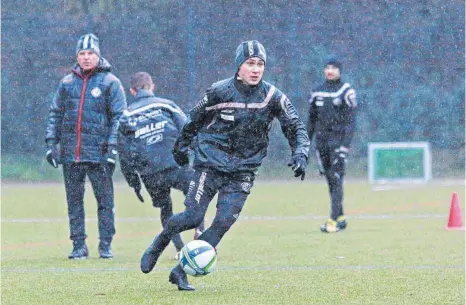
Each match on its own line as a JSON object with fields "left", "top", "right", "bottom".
{"left": 179, "top": 240, "right": 217, "bottom": 277}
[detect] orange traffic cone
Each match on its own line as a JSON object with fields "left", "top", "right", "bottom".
{"left": 446, "top": 192, "right": 464, "bottom": 230}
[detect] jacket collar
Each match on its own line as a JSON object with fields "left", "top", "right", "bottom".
{"left": 234, "top": 75, "right": 262, "bottom": 95}
{"left": 134, "top": 89, "right": 155, "bottom": 100}
{"left": 72, "top": 57, "right": 112, "bottom": 79}
{"left": 324, "top": 78, "right": 343, "bottom": 89}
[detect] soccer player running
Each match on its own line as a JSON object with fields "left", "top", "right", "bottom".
{"left": 140, "top": 40, "right": 310, "bottom": 291}
{"left": 118, "top": 72, "right": 205, "bottom": 256}
{"left": 307, "top": 55, "right": 357, "bottom": 233}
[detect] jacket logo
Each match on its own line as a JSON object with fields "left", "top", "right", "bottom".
{"left": 91, "top": 87, "right": 102, "bottom": 98}
{"left": 195, "top": 172, "right": 207, "bottom": 204}
{"left": 220, "top": 114, "right": 234, "bottom": 121}
{"left": 135, "top": 121, "right": 167, "bottom": 139}
{"left": 187, "top": 181, "right": 196, "bottom": 197}
{"left": 316, "top": 101, "right": 324, "bottom": 106}
{"left": 332, "top": 97, "right": 342, "bottom": 106}
{"left": 146, "top": 134, "right": 163, "bottom": 145}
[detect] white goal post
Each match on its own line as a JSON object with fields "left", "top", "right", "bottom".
{"left": 368, "top": 142, "right": 432, "bottom": 184}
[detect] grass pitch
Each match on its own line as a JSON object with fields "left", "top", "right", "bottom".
{"left": 1, "top": 180, "right": 465, "bottom": 305}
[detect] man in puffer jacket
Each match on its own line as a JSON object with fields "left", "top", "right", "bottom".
{"left": 118, "top": 72, "right": 205, "bottom": 257}
{"left": 45, "top": 33, "right": 127, "bottom": 259}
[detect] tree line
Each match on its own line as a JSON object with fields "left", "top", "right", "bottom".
{"left": 1, "top": 0, "right": 464, "bottom": 173}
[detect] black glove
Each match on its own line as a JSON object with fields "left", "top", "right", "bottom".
{"left": 288, "top": 154, "right": 307, "bottom": 181}
{"left": 172, "top": 149, "right": 190, "bottom": 167}
{"left": 103, "top": 144, "right": 118, "bottom": 165}
{"left": 45, "top": 144, "right": 61, "bottom": 168}
{"left": 134, "top": 185, "right": 145, "bottom": 203}
{"left": 128, "top": 174, "right": 144, "bottom": 203}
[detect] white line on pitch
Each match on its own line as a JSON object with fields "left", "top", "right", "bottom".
{"left": 1, "top": 265, "right": 463, "bottom": 273}
{"left": 0, "top": 214, "right": 449, "bottom": 223}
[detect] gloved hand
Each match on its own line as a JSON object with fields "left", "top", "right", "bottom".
{"left": 45, "top": 144, "right": 61, "bottom": 168}
{"left": 288, "top": 154, "right": 307, "bottom": 181}
{"left": 103, "top": 144, "right": 118, "bottom": 165}
{"left": 134, "top": 185, "right": 145, "bottom": 203}
{"left": 128, "top": 174, "right": 144, "bottom": 203}
{"left": 333, "top": 146, "right": 349, "bottom": 171}
{"left": 172, "top": 148, "right": 190, "bottom": 167}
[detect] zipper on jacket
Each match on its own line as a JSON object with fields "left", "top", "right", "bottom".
{"left": 75, "top": 75, "right": 89, "bottom": 162}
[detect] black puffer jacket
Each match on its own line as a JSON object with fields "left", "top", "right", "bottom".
{"left": 174, "top": 77, "right": 310, "bottom": 173}
{"left": 45, "top": 58, "right": 127, "bottom": 163}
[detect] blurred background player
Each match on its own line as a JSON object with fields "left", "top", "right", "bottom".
{"left": 140, "top": 40, "right": 310, "bottom": 291}
{"left": 307, "top": 55, "right": 357, "bottom": 233}
{"left": 118, "top": 72, "right": 205, "bottom": 257}
{"left": 45, "top": 33, "right": 127, "bottom": 259}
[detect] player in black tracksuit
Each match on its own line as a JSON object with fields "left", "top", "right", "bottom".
{"left": 118, "top": 72, "right": 205, "bottom": 255}
{"left": 307, "top": 56, "right": 357, "bottom": 233}
{"left": 140, "top": 40, "right": 310, "bottom": 291}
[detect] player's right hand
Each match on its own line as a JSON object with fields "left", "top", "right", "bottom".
{"left": 134, "top": 187, "right": 144, "bottom": 203}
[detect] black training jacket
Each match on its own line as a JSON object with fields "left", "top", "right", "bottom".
{"left": 307, "top": 80, "right": 357, "bottom": 149}
{"left": 174, "top": 77, "right": 310, "bottom": 173}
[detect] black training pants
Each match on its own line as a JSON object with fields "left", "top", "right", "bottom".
{"left": 151, "top": 168, "right": 254, "bottom": 253}
{"left": 63, "top": 162, "right": 115, "bottom": 242}
{"left": 316, "top": 145, "right": 345, "bottom": 220}
{"left": 141, "top": 167, "right": 196, "bottom": 251}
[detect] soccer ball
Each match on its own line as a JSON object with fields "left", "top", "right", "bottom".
{"left": 178, "top": 240, "right": 217, "bottom": 277}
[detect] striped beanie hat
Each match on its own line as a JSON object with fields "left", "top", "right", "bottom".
{"left": 235, "top": 40, "right": 266, "bottom": 70}
{"left": 76, "top": 33, "right": 100, "bottom": 57}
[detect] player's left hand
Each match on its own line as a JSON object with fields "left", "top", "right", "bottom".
{"left": 103, "top": 144, "right": 118, "bottom": 165}
{"left": 288, "top": 154, "right": 307, "bottom": 181}
{"left": 46, "top": 144, "right": 61, "bottom": 168}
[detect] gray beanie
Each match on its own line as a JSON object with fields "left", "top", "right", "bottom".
{"left": 235, "top": 40, "right": 266, "bottom": 70}
{"left": 76, "top": 33, "right": 101, "bottom": 57}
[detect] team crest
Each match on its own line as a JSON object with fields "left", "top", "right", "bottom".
{"left": 91, "top": 87, "right": 102, "bottom": 98}
{"left": 332, "top": 97, "right": 342, "bottom": 106}
{"left": 62, "top": 75, "right": 73, "bottom": 84}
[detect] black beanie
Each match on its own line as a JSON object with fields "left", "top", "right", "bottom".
{"left": 324, "top": 55, "right": 342, "bottom": 71}
{"left": 235, "top": 40, "right": 267, "bottom": 70}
